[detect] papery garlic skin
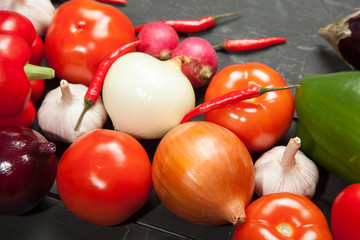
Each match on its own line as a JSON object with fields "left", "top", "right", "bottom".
{"left": 0, "top": 0, "right": 56, "bottom": 37}
{"left": 38, "top": 80, "right": 107, "bottom": 144}
{"left": 254, "top": 141, "right": 319, "bottom": 199}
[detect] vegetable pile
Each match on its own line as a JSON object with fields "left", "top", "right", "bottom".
{"left": 1, "top": 1, "right": 359, "bottom": 239}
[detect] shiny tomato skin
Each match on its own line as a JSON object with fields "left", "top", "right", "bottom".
{"left": 232, "top": 192, "right": 333, "bottom": 240}
{"left": 56, "top": 129, "right": 153, "bottom": 226}
{"left": 44, "top": 0, "right": 136, "bottom": 86}
{"left": 204, "top": 62, "right": 295, "bottom": 153}
{"left": 331, "top": 183, "right": 360, "bottom": 240}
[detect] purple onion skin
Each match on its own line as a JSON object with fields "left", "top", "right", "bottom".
{"left": 0, "top": 126, "right": 57, "bottom": 215}
{"left": 338, "top": 14, "right": 360, "bottom": 69}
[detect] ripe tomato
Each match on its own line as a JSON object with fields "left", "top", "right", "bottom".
{"left": 331, "top": 183, "right": 360, "bottom": 240}
{"left": 204, "top": 62, "right": 294, "bottom": 153}
{"left": 56, "top": 129, "right": 153, "bottom": 226}
{"left": 44, "top": 0, "right": 136, "bottom": 86}
{"left": 232, "top": 192, "right": 333, "bottom": 240}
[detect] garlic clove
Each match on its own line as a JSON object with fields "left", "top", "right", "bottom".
{"left": 254, "top": 137, "right": 319, "bottom": 199}
{"left": 38, "top": 80, "right": 108, "bottom": 144}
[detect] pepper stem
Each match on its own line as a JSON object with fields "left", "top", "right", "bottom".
{"left": 259, "top": 84, "right": 299, "bottom": 95}
{"left": 74, "top": 98, "right": 95, "bottom": 131}
{"left": 280, "top": 137, "right": 301, "bottom": 169}
{"left": 212, "top": 12, "right": 243, "bottom": 21}
{"left": 24, "top": 63, "right": 55, "bottom": 81}
{"left": 212, "top": 42, "right": 226, "bottom": 50}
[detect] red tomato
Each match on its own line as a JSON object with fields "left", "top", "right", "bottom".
{"left": 44, "top": 0, "right": 136, "bottom": 86}
{"left": 331, "top": 183, "right": 360, "bottom": 240}
{"left": 204, "top": 62, "right": 294, "bottom": 153}
{"left": 0, "top": 100, "right": 36, "bottom": 127}
{"left": 56, "top": 129, "right": 153, "bottom": 226}
{"left": 232, "top": 192, "right": 333, "bottom": 240}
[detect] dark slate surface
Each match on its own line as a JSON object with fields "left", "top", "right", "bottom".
{"left": 0, "top": 0, "right": 358, "bottom": 239}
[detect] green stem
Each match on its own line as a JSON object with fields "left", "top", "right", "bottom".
{"left": 24, "top": 63, "right": 55, "bottom": 81}
{"left": 74, "top": 99, "right": 95, "bottom": 131}
{"left": 212, "top": 42, "right": 226, "bottom": 50}
{"left": 212, "top": 12, "right": 243, "bottom": 21}
{"left": 259, "top": 84, "right": 299, "bottom": 95}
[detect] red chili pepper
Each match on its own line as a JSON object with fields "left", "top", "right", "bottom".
{"left": 134, "top": 12, "right": 242, "bottom": 33}
{"left": 180, "top": 84, "right": 298, "bottom": 123}
{"left": 97, "top": 0, "right": 128, "bottom": 4}
{"left": 213, "top": 37, "right": 287, "bottom": 51}
{"left": 74, "top": 40, "right": 141, "bottom": 131}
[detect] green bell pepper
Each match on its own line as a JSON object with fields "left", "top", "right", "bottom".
{"left": 295, "top": 70, "right": 360, "bottom": 183}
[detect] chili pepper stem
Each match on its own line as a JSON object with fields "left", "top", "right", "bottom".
{"left": 212, "top": 12, "right": 243, "bottom": 21}
{"left": 212, "top": 42, "right": 226, "bottom": 50}
{"left": 259, "top": 84, "right": 299, "bottom": 95}
{"left": 74, "top": 99, "right": 95, "bottom": 131}
{"left": 24, "top": 63, "right": 55, "bottom": 81}
{"left": 280, "top": 137, "right": 301, "bottom": 170}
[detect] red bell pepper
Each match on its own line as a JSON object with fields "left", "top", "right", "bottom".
{"left": 0, "top": 10, "right": 36, "bottom": 47}
{"left": 0, "top": 11, "right": 54, "bottom": 119}
{"left": 0, "top": 100, "right": 36, "bottom": 128}
{"left": 29, "top": 34, "right": 46, "bottom": 103}
{"left": 0, "top": 33, "right": 33, "bottom": 116}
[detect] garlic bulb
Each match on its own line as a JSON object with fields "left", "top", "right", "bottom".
{"left": 254, "top": 137, "right": 319, "bottom": 199}
{"left": 38, "top": 80, "right": 107, "bottom": 144}
{"left": 0, "top": 0, "right": 55, "bottom": 37}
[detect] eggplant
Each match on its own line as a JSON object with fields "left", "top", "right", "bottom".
{"left": 319, "top": 10, "right": 360, "bottom": 69}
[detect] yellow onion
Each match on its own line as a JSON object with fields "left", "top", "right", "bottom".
{"left": 152, "top": 121, "right": 255, "bottom": 226}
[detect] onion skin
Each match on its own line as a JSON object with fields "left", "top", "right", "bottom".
{"left": 102, "top": 52, "right": 195, "bottom": 139}
{"left": 152, "top": 121, "right": 255, "bottom": 226}
{"left": 0, "top": 126, "right": 57, "bottom": 215}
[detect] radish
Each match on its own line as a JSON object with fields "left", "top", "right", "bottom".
{"left": 136, "top": 21, "right": 179, "bottom": 60}
{"left": 171, "top": 37, "right": 218, "bottom": 88}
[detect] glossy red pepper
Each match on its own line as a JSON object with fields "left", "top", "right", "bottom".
{"left": 0, "top": 100, "right": 36, "bottom": 128}
{"left": 29, "top": 34, "right": 45, "bottom": 103}
{"left": 74, "top": 40, "right": 141, "bottom": 130}
{"left": 181, "top": 84, "right": 298, "bottom": 123}
{"left": 134, "top": 12, "right": 242, "bottom": 33}
{"left": 213, "top": 37, "right": 287, "bottom": 51}
{"left": 0, "top": 11, "right": 54, "bottom": 117}
{"left": 0, "top": 33, "right": 32, "bottom": 116}
{"left": 0, "top": 10, "right": 36, "bottom": 47}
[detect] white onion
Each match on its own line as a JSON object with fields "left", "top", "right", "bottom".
{"left": 102, "top": 52, "right": 195, "bottom": 139}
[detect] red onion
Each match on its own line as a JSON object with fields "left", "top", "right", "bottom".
{"left": 0, "top": 126, "right": 57, "bottom": 215}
